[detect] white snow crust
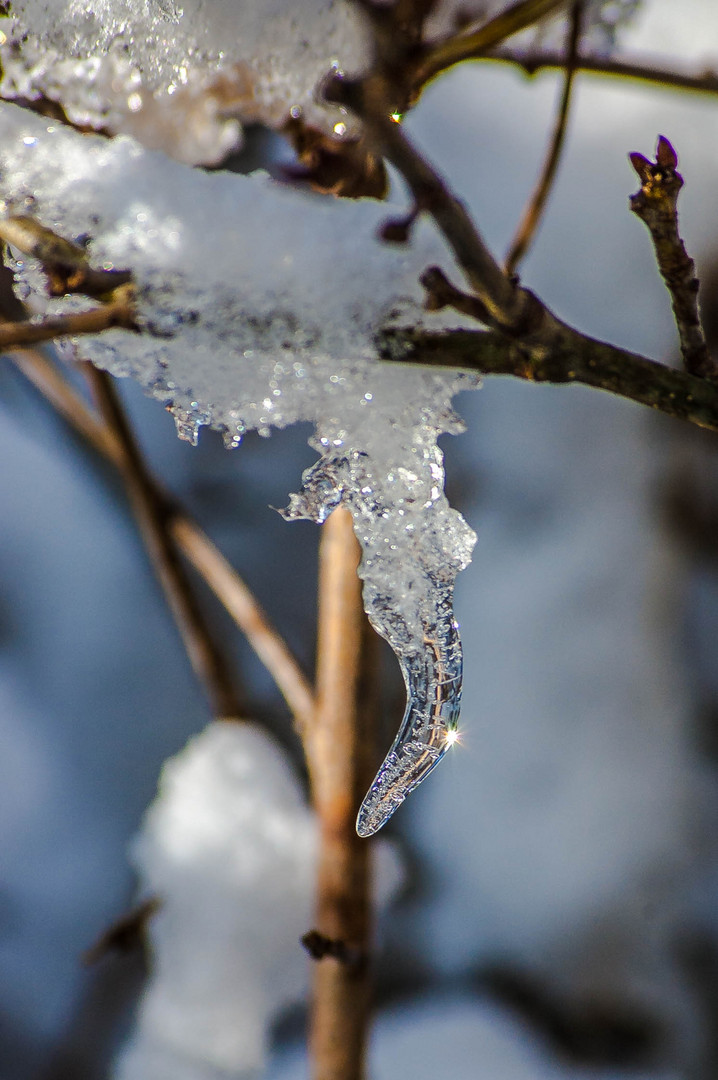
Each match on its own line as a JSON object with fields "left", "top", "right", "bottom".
{"left": 0, "top": 1, "right": 640, "bottom": 164}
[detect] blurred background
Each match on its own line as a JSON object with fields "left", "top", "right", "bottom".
{"left": 2, "top": 3, "right": 718, "bottom": 1078}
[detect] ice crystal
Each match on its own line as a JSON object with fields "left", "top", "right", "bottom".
{"left": 0, "top": 102, "right": 478, "bottom": 833}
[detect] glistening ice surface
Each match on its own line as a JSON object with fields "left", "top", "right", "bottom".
{"left": 0, "top": 103, "right": 478, "bottom": 833}
{"left": 0, "top": 0, "right": 641, "bottom": 164}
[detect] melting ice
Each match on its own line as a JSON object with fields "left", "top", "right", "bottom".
{"left": 0, "top": 102, "right": 479, "bottom": 833}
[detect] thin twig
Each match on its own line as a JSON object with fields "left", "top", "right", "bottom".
{"left": 504, "top": 1, "right": 582, "bottom": 275}
{"left": 11, "top": 349, "right": 316, "bottom": 727}
{"left": 326, "top": 72, "right": 538, "bottom": 330}
{"left": 410, "top": 0, "right": 570, "bottom": 93}
{"left": 629, "top": 136, "right": 716, "bottom": 382}
{"left": 171, "top": 516, "right": 316, "bottom": 733}
{"left": 0, "top": 289, "right": 137, "bottom": 351}
{"left": 86, "top": 365, "right": 245, "bottom": 720}
{"left": 488, "top": 47, "right": 718, "bottom": 97}
{"left": 306, "top": 505, "right": 377, "bottom": 1080}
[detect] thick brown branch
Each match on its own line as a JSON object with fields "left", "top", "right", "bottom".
{"left": 504, "top": 1, "right": 582, "bottom": 274}
{"left": 489, "top": 47, "right": 718, "bottom": 97}
{"left": 378, "top": 326, "right": 718, "bottom": 432}
{"left": 306, "top": 506, "right": 377, "bottom": 1080}
{"left": 629, "top": 136, "right": 715, "bottom": 382}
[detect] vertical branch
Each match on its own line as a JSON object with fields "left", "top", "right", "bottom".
{"left": 306, "top": 505, "right": 377, "bottom": 1080}
{"left": 85, "top": 365, "right": 244, "bottom": 719}
{"left": 629, "top": 136, "right": 716, "bottom": 382}
{"left": 504, "top": 0, "right": 583, "bottom": 275}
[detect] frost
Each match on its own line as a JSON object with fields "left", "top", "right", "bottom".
{"left": 113, "top": 721, "right": 402, "bottom": 1078}
{"left": 0, "top": 102, "right": 478, "bottom": 833}
{"left": 0, "top": 0, "right": 640, "bottom": 164}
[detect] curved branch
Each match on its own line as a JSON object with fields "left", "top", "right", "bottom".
{"left": 504, "top": 0, "right": 582, "bottom": 275}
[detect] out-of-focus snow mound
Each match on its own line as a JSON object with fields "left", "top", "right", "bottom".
{"left": 114, "top": 721, "right": 401, "bottom": 1079}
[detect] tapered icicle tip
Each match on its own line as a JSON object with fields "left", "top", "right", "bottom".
{"left": 356, "top": 720, "right": 462, "bottom": 837}
{"left": 356, "top": 784, "right": 406, "bottom": 839}
{"left": 355, "top": 610, "right": 464, "bottom": 838}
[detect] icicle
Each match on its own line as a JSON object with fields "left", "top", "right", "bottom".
{"left": 356, "top": 591, "right": 462, "bottom": 837}
{"left": 283, "top": 447, "right": 473, "bottom": 837}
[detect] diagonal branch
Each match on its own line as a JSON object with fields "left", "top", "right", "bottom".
{"left": 504, "top": 0, "right": 583, "bottom": 275}
{"left": 85, "top": 365, "right": 245, "bottom": 721}
{"left": 410, "top": 0, "right": 570, "bottom": 94}
{"left": 9, "top": 348, "right": 315, "bottom": 730}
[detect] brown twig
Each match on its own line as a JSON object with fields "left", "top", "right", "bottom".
{"left": 409, "top": 0, "right": 569, "bottom": 94}
{"left": 86, "top": 365, "right": 245, "bottom": 720}
{"left": 488, "top": 47, "right": 718, "bottom": 98}
{"left": 0, "top": 289, "right": 137, "bottom": 351}
{"left": 629, "top": 136, "right": 716, "bottom": 383}
{"left": 0, "top": 215, "right": 133, "bottom": 297}
{"left": 306, "top": 505, "right": 377, "bottom": 1080}
{"left": 504, "top": 1, "right": 582, "bottom": 275}
{"left": 10, "top": 349, "right": 315, "bottom": 726}
{"left": 326, "top": 72, "right": 538, "bottom": 331}
{"left": 171, "top": 516, "right": 315, "bottom": 733}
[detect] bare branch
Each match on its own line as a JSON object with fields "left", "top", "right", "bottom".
{"left": 504, "top": 1, "right": 582, "bottom": 275}
{"left": 0, "top": 288, "right": 137, "bottom": 351}
{"left": 0, "top": 215, "right": 132, "bottom": 297}
{"left": 488, "top": 47, "right": 718, "bottom": 97}
{"left": 411, "top": 0, "right": 570, "bottom": 93}
{"left": 332, "top": 29, "right": 718, "bottom": 435}
{"left": 171, "top": 516, "right": 316, "bottom": 734}
{"left": 10, "top": 349, "right": 315, "bottom": 728}
{"left": 86, "top": 365, "right": 246, "bottom": 720}
{"left": 629, "top": 136, "right": 716, "bottom": 382}
{"left": 378, "top": 326, "right": 718, "bottom": 432}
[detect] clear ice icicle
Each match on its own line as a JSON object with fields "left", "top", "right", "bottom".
{"left": 283, "top": 449, "right": 473, "bottom": 838}
{"left": 356, "top": 589, "right": 462, "bottom": 837}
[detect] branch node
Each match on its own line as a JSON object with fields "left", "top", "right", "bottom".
{"left": 301, "top": 929, "right": 367, "bottom": 973}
